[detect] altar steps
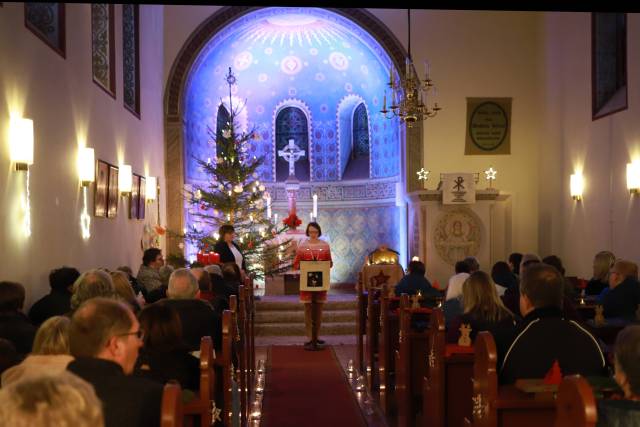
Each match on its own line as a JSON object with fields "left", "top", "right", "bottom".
{"left": 254, "top": 297, "right": 357, "bottom": 336}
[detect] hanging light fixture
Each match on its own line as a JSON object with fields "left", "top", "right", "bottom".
{"left": 381, "top": 9, "right": 441, "bottom": 127}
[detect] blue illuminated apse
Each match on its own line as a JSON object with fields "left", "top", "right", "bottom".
{"left": 183, "top": 8, "right": 404, "bottom": 282}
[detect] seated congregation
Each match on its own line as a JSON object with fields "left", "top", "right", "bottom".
{"left": 358, "top": 250, "right": 640, "bottom": 426}
{"left": 0, "top": 247, "right": 256, "bottom": 427}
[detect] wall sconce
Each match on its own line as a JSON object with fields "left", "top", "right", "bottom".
{"left": 627, "top": 161, "right": 640, "bottom": 194}
{"left": 78, "top": 147, "right": 95, "bottom": 187}
{"left": 570, "top": 173, "right": 584, "bottom": 201}
{"left": 119, "top": 164, "right": 132, "bottom": 195}
{"left": 9, "top": 117, "right": 34, "bottom": 171}
{"left": 145, "top": 176, "right": 157, "bottom": 201}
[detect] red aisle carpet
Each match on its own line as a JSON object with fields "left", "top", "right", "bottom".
{"left": 261, "top": 345, "right": 367, "bottom": 427}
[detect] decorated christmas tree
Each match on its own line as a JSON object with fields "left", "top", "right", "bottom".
{"left": 182, "top": 67, "right": 292, "bottom": 280}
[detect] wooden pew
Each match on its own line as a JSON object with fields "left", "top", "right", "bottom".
{"left": 183, "top": 336, "right": 216, "bottom": 427}
{"left": 395, "top": 294, "right": 431, "bottom": 427}
{"left": 423, "top": 308, "right": 474, "bottom": 427}
{"left": 162, "top": 382, "right": 184, "bottom": 427}
{"left": 237, "top": 285, "right": 248, "bottom": 426}
{"left": 467, "top": 332, "right": 556, "bottom": 427}
{"left": 218, "top": 309, "right": 236, "bottom": 427}
{"left": 555, "top": 376, "right": 597, "bottom": 427}
{"left": 356, "top": 271, "right": 366, "bottom": 374}
{"left": 243, "top": 282, "right": 256, "bottom": 396}
{"left": 365, "top": 284, "right": 382, "bottom": 390}
{"left": 377, "top": 292, "right": 403, "bottom": 416}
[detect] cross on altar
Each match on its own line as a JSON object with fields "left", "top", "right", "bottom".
{"left": 278, "top": 139, "right": 306, "bottom": 177}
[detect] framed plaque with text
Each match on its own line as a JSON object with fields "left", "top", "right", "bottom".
{"left": 465, "top": 98, "right": 511, "bottom": 155}
{"left": 300, "top": 260, "right": 331, "bottom": 292}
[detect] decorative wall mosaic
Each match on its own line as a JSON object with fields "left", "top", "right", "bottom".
{"left": 92, "top": 4, "right": 115, "bottom": 96}
{"left": 24, "top": 3, "right": 65, "bottom": 57}
{"left": 123, "top": 4, "right": 140, "bottom": 115}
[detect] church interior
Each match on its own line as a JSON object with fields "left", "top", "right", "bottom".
{"left": 1, "top": 3, "right": 639, "bottom": 427}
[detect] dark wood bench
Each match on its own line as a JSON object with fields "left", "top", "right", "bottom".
{"left": 183, "top": 336, "right": 216, "bottom": 427}
{"left": 423, "top": 308, "right": 474, "bottom": 427}
{"left": 377, "top": 293, "right": 403, "bottom": 416}
{"left": 217, "top": 309, "right": 236, "bottom": 426}
{"left": 555, "top": 375, "right": 597, "bottom": 427}
{"left": 466, "top": 332, "right": 556, "bottom": 427}
{"left": 356, "top": 272, "right": 366, "bottom": 374}
{"left": 161, "top": 382, "right": 184, "bottom": 427}
{"left": 365, "top": 285, "right": 383, "bottom": 390}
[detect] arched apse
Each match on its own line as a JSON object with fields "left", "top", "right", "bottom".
{"left": 166, "top": 7, "right": 422, "bottom": 280}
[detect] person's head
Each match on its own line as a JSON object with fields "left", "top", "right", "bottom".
{"left": 167, "top": 268, "right": 198, "bottom": 300}
{"left": 0, "top": 339, "right": 18, "bottom": 375}
{"left": 0, "top": 282, "right": 26, "bottom": 313}
{"left": 204, "top": 264, "right": 223, "bottom": 277}
{"left": 116, "top": 266, "right": 133, "bottom": 279}
{"left": 219, "top": 224, "right": 236, "bottom": 243}
{"left": 222, "top": 262, "right": 241, "bottom": 284}
{"left": 70, "top": 270, "right": 116, "bottom": 311}
{"left": 519, "top": 263, "right": 564, "bottom": 316}
{"left": 613, "top": 325, "right": 640, "bottom": 399}
{"left": 138, "top": 303, "right": 183, "bottom": 353}
{"left": 0, "top": 371, "right": 104, "bottom": 427}
{"left": 306, "top": 222, "right": 322, "bottom": 238}
{"left": 191, "top": 267, "right": 212, "bottom": 293}
{"left": 110, "top": 271, "right": 136, "bottom": 302}
{"left": 508, "top": 253, "right": 523, "bottom": 275}
{"left": 32, "top": 316, "right": 70, "bottom": 355}
{"left": 463, "top": 257, "right": 480, "bottom": 273}
{"left": 609, "top": 260, "right": 639, "bottom": 289}
{"left": 407, "top": 260, "right": 426, "bottom": 276}
{"left": 491, "top": 261, "right": 515, "bottom": 288}
{"left": 542, "top": 255, "right": 565, "bottom": 276}
{"left": 519, "top": 253, "right": 541, "bottom": 275}
{"left": 455, "top": 260, "right": 471, "bottom": 275}
{"left": 593, "top": 251, "right": 616, "bottom": 282}
{"left": 49, "top": 267, "right": 80, "bottom": 293}
{"left": 68, "top": 298, "right": 142, "bottom": 374}
{"left": 142, "top": 248, "right": 164, "bottom": 269}
{"left": 462, "top": 271, "right": 512, "bottom": 322}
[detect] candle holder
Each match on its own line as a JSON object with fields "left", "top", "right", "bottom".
{"left": 355, "top": 375, "right": 366, "bottom": 392}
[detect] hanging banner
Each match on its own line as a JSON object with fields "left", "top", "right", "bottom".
{"left": 442, "top": 173, "right": 476, "bottom": 204}
{"left": 465, "top": 98, "right": 511, "bottom": 155}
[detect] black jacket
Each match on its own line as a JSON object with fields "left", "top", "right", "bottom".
{"left": 0, "top": 312, "right": 36, "bottom": 356}
{"left": 213, "top": 240, "right": 247, "bottom": 271}
{"left": 499, "top": 306, "right": 606, "bottom": 384}
{"left": 160, "top": 299, "right": 222, "bottom": 352}
{"left": 28, "top": 290, "right": 72, "bottom": 325}
{"left": 586, "top": 278, "right": 608, "bottom": 296}
{"left": 68, "top": 357, "right": 163, "bottom": 427}
{"left": 602, "top": 277, "right": 640, "bottom": 320}
{"left": 134, "top": 347, "right": 200, "bottom": 391}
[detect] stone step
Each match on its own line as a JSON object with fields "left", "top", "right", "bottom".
{"left": 255, "top": 309, "right": 356, "bottom": 323}
{"left": 255, "top": 322, "right": 356, "bottom": 336}
{"left": 255, "top": 299, "right": 356, "bottom": 311}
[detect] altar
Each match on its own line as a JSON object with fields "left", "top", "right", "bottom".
{"left": 407, "top": 189, "right": 512, "bottom": 287}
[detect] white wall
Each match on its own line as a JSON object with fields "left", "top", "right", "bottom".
{"left": 541, "top": 12, "right": 640, "bottom": 279}
{"left": 0, "top": 3, "right": 165, "bottom": 307}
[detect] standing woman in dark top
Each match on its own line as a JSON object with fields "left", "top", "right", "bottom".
{"left": 134, "top": 303, "right": 200, "bottom": 391}
{"left": 213, "top": 224, "right": 247, "bottom": 272}
{"left": 587, "top": 250, "right": 616, "bottom": 296}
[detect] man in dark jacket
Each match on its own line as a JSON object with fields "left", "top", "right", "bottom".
{"left": 602, "top": 260, "right": 640, "bottom": 320}
{"left": 0, "top": 281, "right": 36, "bottom": 357}
{"left": 28, "top": 266, "right": 79, "bottom": 325}
{"left": 500, "top": 263, "right": 606, "bottom": 384}
{"left": 394, "top": 260, "right": 440, "bottom": 301}
{"left": 67, "top": 297, "right": 162, "bottom": 427}
{"left": 161, "top": 268, "right": 222, "bottom": 352}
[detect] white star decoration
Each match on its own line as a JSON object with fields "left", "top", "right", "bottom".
{"left": 484, "top": 167, "right": 497, "bottom": 180}
{"left": 417, "top": 168, "right": 430, "bottom": 181}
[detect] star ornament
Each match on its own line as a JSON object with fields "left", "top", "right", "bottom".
{"left": 417, "top": 168, "right": 430, "bottom": 181}
{"left": 485, "top": 167, "right": 497, "bottom": 181}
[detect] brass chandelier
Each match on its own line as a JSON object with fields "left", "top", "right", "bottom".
{"left": 381, "top": 9, "right": 441, "bottom": 127}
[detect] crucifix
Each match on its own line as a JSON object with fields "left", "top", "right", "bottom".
{"left": 278, "top": 139, "right": 306, "bottom": 178}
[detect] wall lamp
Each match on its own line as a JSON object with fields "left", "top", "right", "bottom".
{"left": 119, "top": 164, "right": 132, "bottom": 195}
{"left": 627, "top": 161, "right": 640, "bottom": 194}
{"left": 78, "top": 147, "right": 95, "bottom": 187}
{"left": 9, "top": 117, "right": 34, "bottom": 171}
{"left": 145, "top": 176, "right": 157, "bottom": 202}
{"left": 570, "top": 173, "right": 584, "bottom": 201}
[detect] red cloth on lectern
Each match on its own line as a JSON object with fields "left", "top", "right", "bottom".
{"left": 293, "top": 239, "right": 332, "bottom": 303}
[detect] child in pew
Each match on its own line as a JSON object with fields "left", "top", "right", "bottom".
{"left": 446, "top": 271, "right": 516, "bottom": 361}
{"left": 597, "top": 325, "right": 640, "bottom": 426}
{"left": 134, "top": 303, "right": 200, "bottom": 393}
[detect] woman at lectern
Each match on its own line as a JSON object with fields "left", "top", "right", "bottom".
{"left": 293, "top": 222, "right": 333, "bottom": 351}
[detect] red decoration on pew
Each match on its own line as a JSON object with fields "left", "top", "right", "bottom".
{"left": 543, "top": 359, "right": 563, "bottom": 385}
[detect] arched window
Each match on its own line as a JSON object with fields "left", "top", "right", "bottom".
{"left": 275, "top": 107, "right": 310, "bottom": 181}
{"left": 215, "top": 104, "right": 231, "bottom": 159}
{"left": 342, "top": 102, "right": 370, "bottom": 180}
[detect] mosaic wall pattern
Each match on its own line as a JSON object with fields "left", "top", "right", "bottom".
{"left": 123, "top": 4, "right": 139, "bottom": 114}
{"left": 184, "top": 7, "right": 400, "bottom": 184}
{"left": 91, "top": 4, "right": 114, "bottom": 95}
{"left": 25, "top": 3, "right": 65, "bottom": 57}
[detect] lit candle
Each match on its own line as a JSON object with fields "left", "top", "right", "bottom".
{"left": 424, "top": 60, "right": 430, "bottom": 80}
{"left": 312, "top": 193, "right": 317, "bottom": 219}
{"left": 266, "top": 194, "right": 272, "bottom": 218}
{"left": 274, "top": 213, "right": 278, "bottom": 225}
{"left": 309, "top": 212, "right": 313, "bottom": 222}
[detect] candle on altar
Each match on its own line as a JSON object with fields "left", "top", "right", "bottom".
{"left": 309, "top": 212, "right": 313, "bottom": 222}
{"left": 312, "top": 193, "right": 318, "bottom": 219}
{"left": 274, "top": 213, "right": 278, "bottom": 224}
{"left": 210, "top": 252, "right": 220, "bottom": 264}
{"left": 197, "top": 252, "right": 204, "bottom": 264}
{"left": 266, "top": 194, "right": 272, "bottom": 218}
